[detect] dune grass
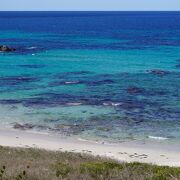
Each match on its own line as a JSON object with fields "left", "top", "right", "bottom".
{"left": 0, "top": 146, "right": 180, "bottom": 180}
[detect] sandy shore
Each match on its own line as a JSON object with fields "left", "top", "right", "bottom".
{"left": 0, "top": 128, "right": 180, "bottom": 167}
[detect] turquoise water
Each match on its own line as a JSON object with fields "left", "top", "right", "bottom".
{"left": 0, "top": 12, "right": 179, "bottom": 143}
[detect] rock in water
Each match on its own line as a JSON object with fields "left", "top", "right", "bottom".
{"left": 127, "top": 86, "right": 143, "bottom": 94}
{"left": 148, "top": 69, "right": 170, "bottom": 76}
{"left": 0, "top": 45, "right": 15, "bottom": 52}
{"left": 13, "top": 123, "right": 34, "bottom": 130}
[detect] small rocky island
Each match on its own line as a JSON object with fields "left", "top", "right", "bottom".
{"left": 0, "top": 45, "right": 15, "bottom": 52}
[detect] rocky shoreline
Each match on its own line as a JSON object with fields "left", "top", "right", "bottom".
{"left": 0, "top": 45, "right": 15, "bottom": 52}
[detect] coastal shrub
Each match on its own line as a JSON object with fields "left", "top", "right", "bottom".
{"left": 0, "top": 146, "right": 180, "bottom": 180}
{"left": 0, "top": 166, "right": 6, "bottom": 179}
{"left": 15, "top": 170, "right": 27, "bottom": 180}
{"left": 80, "top": 161, "right": 123, "bottom": 178}
{"left": 126, "top": 162, "right": 154, "bottom": 174}
{"left": 54, "top": 162, "right": 71, "bottom": 178}
{"left": 126, "top": 162, "right": 180, "bottom": 180}
{"left": 151, "top": 166, "right": 180, "bottom": 180}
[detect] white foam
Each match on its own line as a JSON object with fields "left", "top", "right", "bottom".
{"left": 66, "top": 102, "right": 82, "bottom": 106}
{"left": 103, "top": 102, "right": 122, "bottom": 106}
{"left": 26, "top": 46, "right": 37, "bottom": 50}
{"left": 103, "top": 103, "right": 109, "bottom": 106}
{"left": 65, "top": 81, "right": 80, "bottom": 84}
{"left": 148, "top": 136, "right": 168, "bottom": 140}
{"left": 111, "top": 102, "right": 123, "bottom": 106}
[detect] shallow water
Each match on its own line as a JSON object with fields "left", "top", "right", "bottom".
{"left": 0, "top": 12, "right": 179, "bottom": 143}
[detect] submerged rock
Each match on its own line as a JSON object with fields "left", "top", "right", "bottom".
{"left": 148, "top": 69, "right": 170, "bottom": 76}
{"left": 127, "top": 86, "right": 143, "bottom": 94}
{"left": 13, "top": 123, "right": 35, "bottom": 130}
{"left": 86, "top": 79, "right": 114, "bottom": 86}
{"left": 18, "top": 64, "right": 46, "bottom": 69}
{"left": 97, "top": 127, "right": 112, "bottom": 132}
{"left": 55, "top": 124, "right": 86, "bottom": 135}
{"left": 13, "top": 123, "right": 52, "bottom": 131}
{"left": 0, "top": 45, "right": 15, "bottom": 52}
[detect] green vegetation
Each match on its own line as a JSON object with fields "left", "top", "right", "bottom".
{"left": 0, "top": 146, "right": 180, "bottom": 179}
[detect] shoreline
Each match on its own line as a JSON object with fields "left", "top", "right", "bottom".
{"left": 0, "top": 128, "right": 180, "bottom": 167}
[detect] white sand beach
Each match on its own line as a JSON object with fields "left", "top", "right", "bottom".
{"left": 0, "top": 128, "right": 180, "bottom": 167}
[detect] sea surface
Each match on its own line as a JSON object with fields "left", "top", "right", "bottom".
{"left": 0, "top": 11, "right": 179, "bottom": 143}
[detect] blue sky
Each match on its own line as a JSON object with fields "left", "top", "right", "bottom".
{"left": 0, "top": 0, "right": 180, "bottom": 11}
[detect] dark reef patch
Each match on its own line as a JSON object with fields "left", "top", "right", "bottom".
{"left": 0, "top": 75, "right": 40, "bottom": 86}
{"left": 18, "top": 64, "right": 46, "bottom": 69}
{"left": 0, "top": 99, "right": 22, "bottom": 105}
{"left": 22, "top": 97, "right": 59, "bottom": 108}
{"left": 0, "top": 71, "right": 178, "bottom": 124}
{"left": 127, "top": 86, "right": 144, "bottom": 94}
{"left": 147, "top": 69, "right": 170, "bottom": 76}
{"left": 49, "top": 80, "right": 84, "bottom": 87}
{"left": 55, "top": 71, "right": 93, "bottom": 78}
{"left": 22, "top": 93, "right": 86, "bottom": 108}
{"left": 85, "top": 79, "right": 114, "bottom": 86}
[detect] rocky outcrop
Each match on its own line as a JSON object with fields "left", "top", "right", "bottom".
{"left": 0, "top": 45, "right": 15, "bottom": 52}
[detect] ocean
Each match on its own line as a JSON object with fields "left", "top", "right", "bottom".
{"left": 0, "top": 11, "right": 179, "bottom": 143}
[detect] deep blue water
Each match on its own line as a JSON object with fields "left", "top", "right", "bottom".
{"left": 0, "top": 12, "right": 179, "bottom": 143}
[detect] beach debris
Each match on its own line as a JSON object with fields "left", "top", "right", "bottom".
{"left": 0, "top": 45, "right": 15, "bottom": 52}
{"left": 128, "top": 153, "right": 148, "bottom": 159}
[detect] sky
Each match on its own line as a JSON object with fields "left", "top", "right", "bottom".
{"left": 0, "top": 0, "right": 180, "bottom": 11}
